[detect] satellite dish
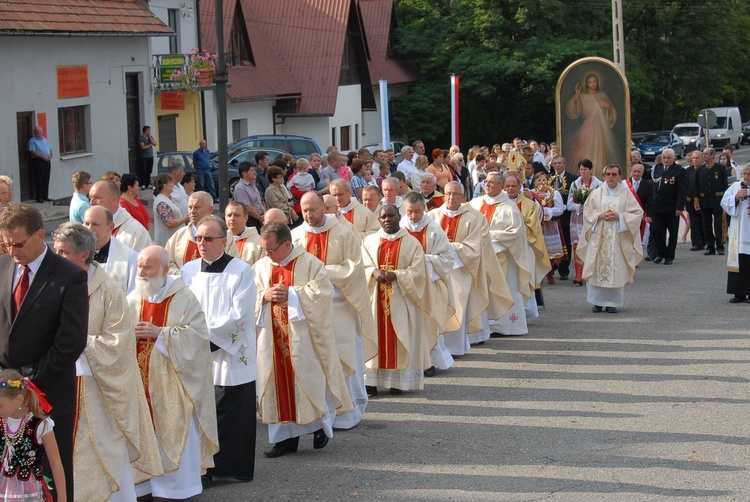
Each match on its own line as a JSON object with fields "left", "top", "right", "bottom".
{"left": 697, "top": 109, "right": 717, "bottom": 129}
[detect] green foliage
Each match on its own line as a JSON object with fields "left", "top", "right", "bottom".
{"left": 391, "top": 0, "right": 750, "bottom": 148}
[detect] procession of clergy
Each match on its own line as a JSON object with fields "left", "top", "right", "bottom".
{"left": 47, "top": 160, "right": 644, "bottom": 501}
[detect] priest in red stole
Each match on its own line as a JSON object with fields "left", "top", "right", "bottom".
{"left": 429, "top": 182, "right": 514, "bottom": 353}
{"left": 129, "top": 246, "right": 218, "bottom": 499}
{"left": 362, "top": 204, "right": 429, "bottom": 394}
{"left": 52, "top": 223, "right": 161, "bottom": 502}
{"left": 254, "top": 221, "right": 353, "bottom": 458}
{"left": 401, "top": 192, "right": 457, "bottom": 374}
{"left": 180, "top": 216, "right": 257, "bottom": 482}
{"left": 469, "top": 172, "right": 532, "bottom": 335}
{"left": 225, "top": 201, "right": 263, "bottom": 265}
{"left": 291, "top": 193, "right": 377, "bottom": 429}
{"left": 165, "top": 191, "right": 238, "bottom": 273}
{"left": 330, "top": 179, "right": 380, "bottom": 239}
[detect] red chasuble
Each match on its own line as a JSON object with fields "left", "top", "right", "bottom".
{"left": 138, "top": 296, "right": 174, "bottom": 416}
{"left": 406, "top": 228, "right": 428, "bottom": 252}
{"left": 426, "top": 195, "right": 444, "bottom": 210}
{"left": 305, "top": 230, "right": 330, "bottom": 263}
{"left": 111, "top": 226, "right": 121, "bottom": 237}
{"left": 343, "top": 211, "right": 354, "bottom": 224}
{"left": 270, "top": 260, "right": 298, "bottom": 423}
{"left": 183, "top": 239, "right": 200, "bottom": 264}
{"left": 235, "top": 238, "right": 246, "bottom": 255}
{"left": 439, "top": 214, "right": 461, "bottom": 243}
{"left": 376, "top": 238, "right": 402, "bottom": 370}
{"left": 479, "top": 202, "right": 498, "bottom": 224}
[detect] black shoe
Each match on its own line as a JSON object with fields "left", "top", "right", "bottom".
{"left": 605, "top": 307, "right": 618, "bottom": 313}
{"left": 653, "top": 257, "right": 663, "bottom": 264}
{"left": 43, "top": 197, "right": 53, "bottom": 202}
{"left": 690, "top": 245, "right": 703, "bottom": 251}
{"left": 644, "top": 255, "right": 654, "bottom": 261}
{"left": 264, "top": 439, "right": 298, "bottom": 458}
{"left": 663, "top": 259, "right": 673, "bottom": 265}
{"left": 366, "top": 385, "right": 378, "bottom": 397}
{"left": 718, "top": 248, "right": 725, "bottom": 255}
{"left": 313, "top": 429, "right": 329, "bottom": 449}
{"left": 729, "top": 296, "right": 747, "bottom": 304}
{"left": 35, "top": 198, "right": 44, "bottom": 203}
{"left": 592, "top": 305, "right": 603, "bottom": 313}
{"left": 389, "top": 388, "right": 403, "bottom": 395}
{"left": 201, "top": 475, "right": 213, "bottom": 488}
{"left": 490, "top": 332, "right": 506, "bottom": 338}
{"left": 424, "top": 366, "right": 436, "bottom": 377}
{"left": 704, "top": 248, "right": 716, "bottom": 255}
{"left": 558, "top": 275, "right": 569, "bottom": 281}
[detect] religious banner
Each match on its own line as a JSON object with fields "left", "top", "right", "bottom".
{"left": 556, "top": 57, "right": 630, "bottom": 179}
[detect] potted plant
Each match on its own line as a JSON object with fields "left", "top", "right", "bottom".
{"left": 169, "top": 48, "right": 217, "bottom": 91}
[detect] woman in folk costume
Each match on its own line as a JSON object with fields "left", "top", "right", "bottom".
{"left": 532, "top": 171, "right": 567, "bottom": 284}
{"left": 567, "top": 159, "right": 603, "bottom": 285}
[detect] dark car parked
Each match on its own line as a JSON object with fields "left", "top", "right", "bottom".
{"left": 637, "top": 131, "right": 684, "bottom": 160}
{"left": 216, "top": 135, "right": 321, "bottom": 161}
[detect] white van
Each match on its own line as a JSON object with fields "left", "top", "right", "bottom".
{"left": 699, "top": 107, "right": 743, "bottom": 148}
{"left": 672, "top": 123, "right": 704, "bottom": 152}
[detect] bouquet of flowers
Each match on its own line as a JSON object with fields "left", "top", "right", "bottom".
{"left": 571, "top": 186, "right": 593, "bottom": 205}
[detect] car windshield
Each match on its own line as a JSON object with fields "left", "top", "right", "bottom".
{"left": 643, "top": 134, "right": 670, "bottom": 143}
{"left": 673, "top": 127, "right": 699, "bottom": 136}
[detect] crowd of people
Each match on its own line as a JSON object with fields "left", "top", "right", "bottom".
{"left": 0, "top": 136, "right": 747, "bottom": 502}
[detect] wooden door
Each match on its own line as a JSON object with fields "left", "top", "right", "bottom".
{"left": 16, "top": 112, "right": 33, "bottom": 201}
{"left": 158, "top": 114, "right": 178, "bottom": 152}
{"left": 125, "top": 73, "right": 141, "bottom": 175}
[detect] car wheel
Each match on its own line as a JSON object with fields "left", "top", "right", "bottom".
{"left": 229, "top": 178, "right": 239, "bottom": 197}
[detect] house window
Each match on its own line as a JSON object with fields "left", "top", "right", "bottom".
{"left": 229, "top": 2, "right": 254, "bottom": 66}
{"left": 355, "top": 124, "right": 359, "bottom": 149}
{"left": 340, "top": 126, "right": 351, "bottom": 151}
{"left": 168, "top": 9, "right": 180, "bottom": 54}
{"left": 58, "top": 106, "right": 88, "bottom": 155}
{"left": 232, "top": 119, "right": 247, "bottom": 141}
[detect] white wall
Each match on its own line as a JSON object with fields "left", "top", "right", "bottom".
{"left": 149, "top": 0, "right": 198, "bottom": 57}
{"left": 203, "top": 97, "right": 276, "bottom": 148}
{"left": 0, "top": 37, "right": 153, "bottom": 201}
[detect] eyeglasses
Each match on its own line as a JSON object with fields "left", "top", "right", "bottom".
{"left": 262, "top": 245, "right": 282, "bottom": 255}
{"left": 2, "top": 233, "right": 35, "bottom": 249}
{"left": 195, "top": 235, "right": 224, "bottom": 243}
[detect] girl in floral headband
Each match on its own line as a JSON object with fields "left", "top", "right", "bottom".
{"left": 0, "top": 369, "right": 65, "bottom": 502}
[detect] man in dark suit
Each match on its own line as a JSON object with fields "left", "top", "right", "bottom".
{"left": 697, "top": 147, "right": 729, "bottom": 255}
{"left": 549, "top": 155, "right": 579, "bottom": 280}
{"left": 685, "top": 150, "right": 706, "bottom": 252}
{"left": 625, "top": 163, "right": 655, "bottom": 256}
{"left": 650, "top": 149, "right": 688, "bottom": 265}
{"left": 0, "top": 204, "right": 88, "bottom": 501}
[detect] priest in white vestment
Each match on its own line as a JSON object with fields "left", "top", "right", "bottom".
{"left": 254, "top": 221, "right": 353, "bottom": 457}
{"left": 429, "top": 182, "right": 513, "bottom": 354}
{"left": 401, "top": 192, "right": 457, "bottom": 373}
{"left": 89, "top": 180, "right": 152, "bottom": 251}
{"left": 166, "top": 191, "right": 238, "bottom": 273}
{"left": 577, "top": 165, "right": 643, "bottom": 313}
{"left": 225, "top": 201, "right": 263, "bottom": 265}
{"left": 469, "top": 172, "right": 532, "bottom": 335}
{"left": 362, "top": 205, "right": 429, "bottom": 393}
{"left": 330, "top": 179, "right": 380, "bottom": 239}
{"left": 180, "top": 216, "right": 257, "bottom": 481}
{"left": 129, "top": 246, "right": 219, "bottom": 499}
{"left": 83, "top": 205, "right": 138, "bottom": 294}
{"left": 292, "top": 193, "right": 377, "bottom": 429}
{"left": 51, "top": 223, "right": 161, "bottom": 502}
{"left": 721, "top": 165, "right": 750, "bottom": 302}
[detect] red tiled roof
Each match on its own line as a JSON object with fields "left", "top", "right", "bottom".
{"left": 201, "top": 0, "right": 301, "bottom": 103}
{"left": 359, "top": 0, "right": 418, "bottom": 85}
{"left": 0, "top": 0, "right": 172, "bottom": 35}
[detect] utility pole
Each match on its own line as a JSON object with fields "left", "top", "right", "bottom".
{"left": 214, "top": 0, "right": 229, "bottom": 210}
{"left": 612, "top": 0, "right": 625, "bottom": 73}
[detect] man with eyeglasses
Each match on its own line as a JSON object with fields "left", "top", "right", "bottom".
{"left": 291, "top": 192, "right": 375, "bottom": 429}
{"left": 165, "top": 191, "right": 238, "bottom": 273}
{"left": 253, "top": 220, "right": 352, "bottom": 458}
{"left": 0, "top": 204, "right": 88, "bottom": 501}
{"left": 181, "top": 215, "right": 258, "bottom": 484}
{"left": 577, "top": 165, "right": 644, "bottom": 314}
{"left": 650, "top": 148, "right": 688, "bottom": 264}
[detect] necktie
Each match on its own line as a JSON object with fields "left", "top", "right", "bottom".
{"left": 12, "top": 265, "right": 30, "bottom": 318}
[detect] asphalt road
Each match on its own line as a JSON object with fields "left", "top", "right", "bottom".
{"left": 194, "top": 242, "right": 750, "bottom": 501}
